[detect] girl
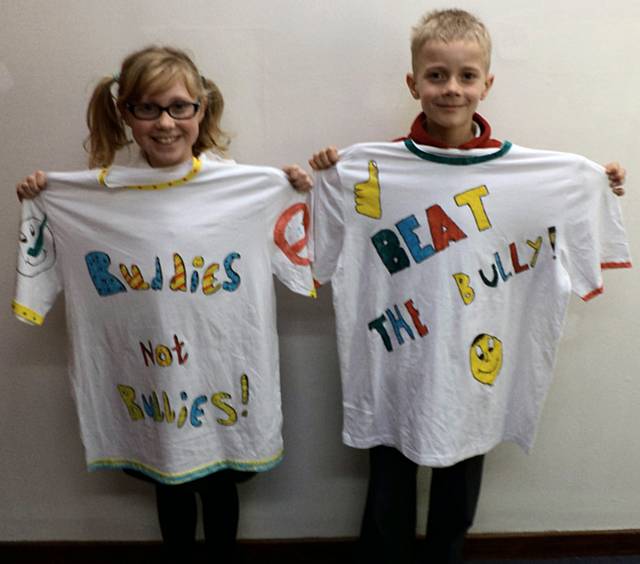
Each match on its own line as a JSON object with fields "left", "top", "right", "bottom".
{"left": 18, "top": 47, "right": 310, "bottom": 195}
{"left": 15, "top": 45, "right": 312, "bottom": 561}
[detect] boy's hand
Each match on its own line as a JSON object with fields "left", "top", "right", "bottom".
{"left": 16, "top": 170, "right": 47, "bottom": 202}
{"left": 309, "top": 146, "right": 339, "bottom": 171}
{"left": 282, "top": 165, "right": 313, "bottom": 193}
{"left": 604, "top": 162, "right": 626, "bottom": 196}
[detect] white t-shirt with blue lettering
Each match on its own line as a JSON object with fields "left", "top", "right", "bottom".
{"left": 313, "top": 140, "right": 631, "bottom": 467}
{"left": 14, "top": 154, "right": 314, "bottom": 483}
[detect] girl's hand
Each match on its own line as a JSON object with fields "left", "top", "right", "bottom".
{"left": 283, "top": 164, "right": 313, "bottom": 193}
{"left": 16, "top": 170, "right": 47, "bottom": 201}
{"left": 604, "top": 162, "right": 626, "bottom": 196}
{"left": 309, "top": 146, "right": 339, "bottom": 171}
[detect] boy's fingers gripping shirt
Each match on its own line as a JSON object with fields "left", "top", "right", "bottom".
{"left": 312, "top": 141, "right": 630, "bottom": 467}
{"left": 13, "top": 156, "right": 314, "bottom": 484}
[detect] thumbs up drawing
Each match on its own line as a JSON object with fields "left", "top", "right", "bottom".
{"left": 354, "top": 160, "right": 382, "bottom": 219}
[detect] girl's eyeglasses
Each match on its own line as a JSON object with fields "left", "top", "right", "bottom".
{"left": 125, "top": 101, "right": 200, "bottom": 120}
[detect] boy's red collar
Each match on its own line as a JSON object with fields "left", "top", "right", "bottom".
{"left": 397, "top": 112, "right": 502, "bottom": 149}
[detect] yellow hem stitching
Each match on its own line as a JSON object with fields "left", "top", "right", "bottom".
{"left": 12, "top": 301, "right": 44, "bottom": 325}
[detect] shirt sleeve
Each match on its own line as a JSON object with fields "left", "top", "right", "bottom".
{"left": 311, "top": 165, "right": 346, "bottom": 285}
{"left": 270, "top": 186, "right": 316, "bottom": 297}
{"left": 561, "top": 159, "right": 632, "bottom": 301}
{"left": 13, "top": 197, "right": 63, "bottom": 325}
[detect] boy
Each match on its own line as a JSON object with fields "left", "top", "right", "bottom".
{"left": 310, "top": 9, "right": 630, "bottom": 564}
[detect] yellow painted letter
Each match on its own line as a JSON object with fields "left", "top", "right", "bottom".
{"left": 117, "top": 384, "right": 144, "bottom": 421}
{"left": 453, "top": 273, "right": 475, "bottom": 305}
{"left": 454, "top": 185, "right": 491, "bottom": 231}
{"left": 526, "top": 237, "right": 543, "bottom": 268}
{"left": 212, "top": 392, "right": 238, "bottom": 426}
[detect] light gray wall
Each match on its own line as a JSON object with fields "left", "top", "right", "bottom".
{"left": 1, "top": 0, "right": 638, "bottom": 541}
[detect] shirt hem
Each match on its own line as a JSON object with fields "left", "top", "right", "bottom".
{"left": 342, "top": 434, "right": 532, "bottom": 468}
{"left": 601, "top": 261, "right": 632, "bottom": 269}
{"left": 12, "top": 301, "right": 44, "bottom": 326}
{"left": 88, "top": 450, "right": 284, "bottom": 484}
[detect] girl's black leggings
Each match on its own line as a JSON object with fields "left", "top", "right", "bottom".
{"left": 126, "top": 468, "right": 255, "bottom": 559}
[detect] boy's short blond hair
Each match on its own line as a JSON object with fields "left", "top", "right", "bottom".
{"left": 410, "top": 9, "right": 492, "bottom": 70}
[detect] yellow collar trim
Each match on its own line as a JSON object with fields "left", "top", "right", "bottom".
{"left": 98, "top": 156, "right": 202, "bottom": 190}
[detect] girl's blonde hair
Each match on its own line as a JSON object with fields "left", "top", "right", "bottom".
{"left": 85, "top": 46, "right": 229, "bottom": 168}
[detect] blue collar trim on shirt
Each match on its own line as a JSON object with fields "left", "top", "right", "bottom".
{"left": 403, "top": 139, "right": 512, "bottom": 165}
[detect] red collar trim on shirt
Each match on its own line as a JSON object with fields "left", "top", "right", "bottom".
{"left": 396, "top": 112, "right": 502, "bottom": 149}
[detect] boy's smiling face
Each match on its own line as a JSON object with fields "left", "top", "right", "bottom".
{"left": 406, "top": 39, "right": 494, "bottom": 146}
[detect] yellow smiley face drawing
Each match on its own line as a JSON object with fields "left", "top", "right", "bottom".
{"left": 469, "top": 334, "right": 503, "bottom": 385}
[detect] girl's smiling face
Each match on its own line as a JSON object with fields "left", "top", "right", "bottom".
{"left": 123, "top": 80, "right": 204, "bottom": 168}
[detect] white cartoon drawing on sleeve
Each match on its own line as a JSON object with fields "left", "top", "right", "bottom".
{"left": 18, "top": 214, "right": 56, "bottom": 277}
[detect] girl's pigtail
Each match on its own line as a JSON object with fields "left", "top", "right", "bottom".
{"left": 85, "top": 77, "right": 129, "bottom": 168}
{"left": 195, "top": 76, "right": 230, "bottom": 157}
